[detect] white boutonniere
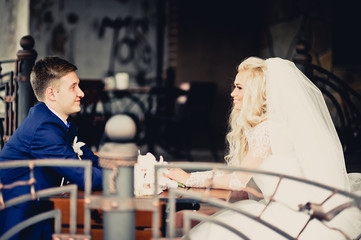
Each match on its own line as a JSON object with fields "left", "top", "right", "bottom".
{"left": 72, "top": 136, "right": 85, "bottom": 160}
{"left": 61, "top": 136, "right": 86, "bottom": 187}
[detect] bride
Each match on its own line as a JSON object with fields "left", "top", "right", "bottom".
{"left": 166, "top": 57, "right": 361, "bottom": 239}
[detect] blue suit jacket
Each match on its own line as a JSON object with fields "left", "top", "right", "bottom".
{"left": 0, "top": 102, "right": 103, "bottom": 240}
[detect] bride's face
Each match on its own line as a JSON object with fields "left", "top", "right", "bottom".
{"left": 231, "top": 70, "right": 249, "bottom": 110}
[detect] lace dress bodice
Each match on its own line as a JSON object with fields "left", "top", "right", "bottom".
{"left": 244, "top": 121, "right": 271, "bottom": 160}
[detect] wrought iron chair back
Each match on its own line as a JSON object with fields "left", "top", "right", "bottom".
{"left": 309, "top": 64, "right": 361, "bottom": 154}
{"left": 0, "top": 159, "right": 92, "bottom": 240}
{"left": 0, "top": 59, "right": 18, "bottom": 149}
{"left": 0, "top": 35, "right": 37, "bottom": 150}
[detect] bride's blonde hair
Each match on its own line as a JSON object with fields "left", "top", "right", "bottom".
{"left": 225, "top": 57, "right": 268, "bottom": 166}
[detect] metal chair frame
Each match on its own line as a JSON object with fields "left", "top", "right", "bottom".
{"left": 0, "top": 159, "right": 92, "bottom": 240}
{"left": 154, "top": 162, "right": 361, "bottom": 240}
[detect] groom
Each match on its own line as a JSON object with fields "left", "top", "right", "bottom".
{"left": 0, "top": 56, "right": 103, "bottom": 240}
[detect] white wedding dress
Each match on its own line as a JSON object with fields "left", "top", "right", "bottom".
{"left": 185, "top": 58, "right": 361, "bottom": 240}
{"left": 189, "top": 120, "right": 361, "bottom": 240}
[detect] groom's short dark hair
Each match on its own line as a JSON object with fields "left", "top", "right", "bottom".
{"left": 30, "top": 56, "right": 77, "bottom": 101}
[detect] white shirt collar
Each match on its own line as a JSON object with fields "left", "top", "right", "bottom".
{"left": 45, "top": 103, "right": 69, "bottom": 127}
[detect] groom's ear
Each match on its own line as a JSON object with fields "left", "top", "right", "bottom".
{"left": 45, "top": 87, "right": 56, "bottom": 101}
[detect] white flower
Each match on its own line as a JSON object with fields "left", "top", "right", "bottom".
{"left": 72, "top": 136, "right": 85, "bottom": 160}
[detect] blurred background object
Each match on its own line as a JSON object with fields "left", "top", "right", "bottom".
{"left": 1, "top": 0, "right": 361, "bottom": 169}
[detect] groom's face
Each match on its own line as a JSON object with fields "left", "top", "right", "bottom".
{"left": 53, "top": 71, "right": 84, "bottom": 118}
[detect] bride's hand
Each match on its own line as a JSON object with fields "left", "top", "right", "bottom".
{"left": 165, "top": 168, "right": 191, "bottom": 185}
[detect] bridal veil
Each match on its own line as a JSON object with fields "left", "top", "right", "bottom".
{"left": 265, "top": 58, "right": 350, "bottom": 193}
